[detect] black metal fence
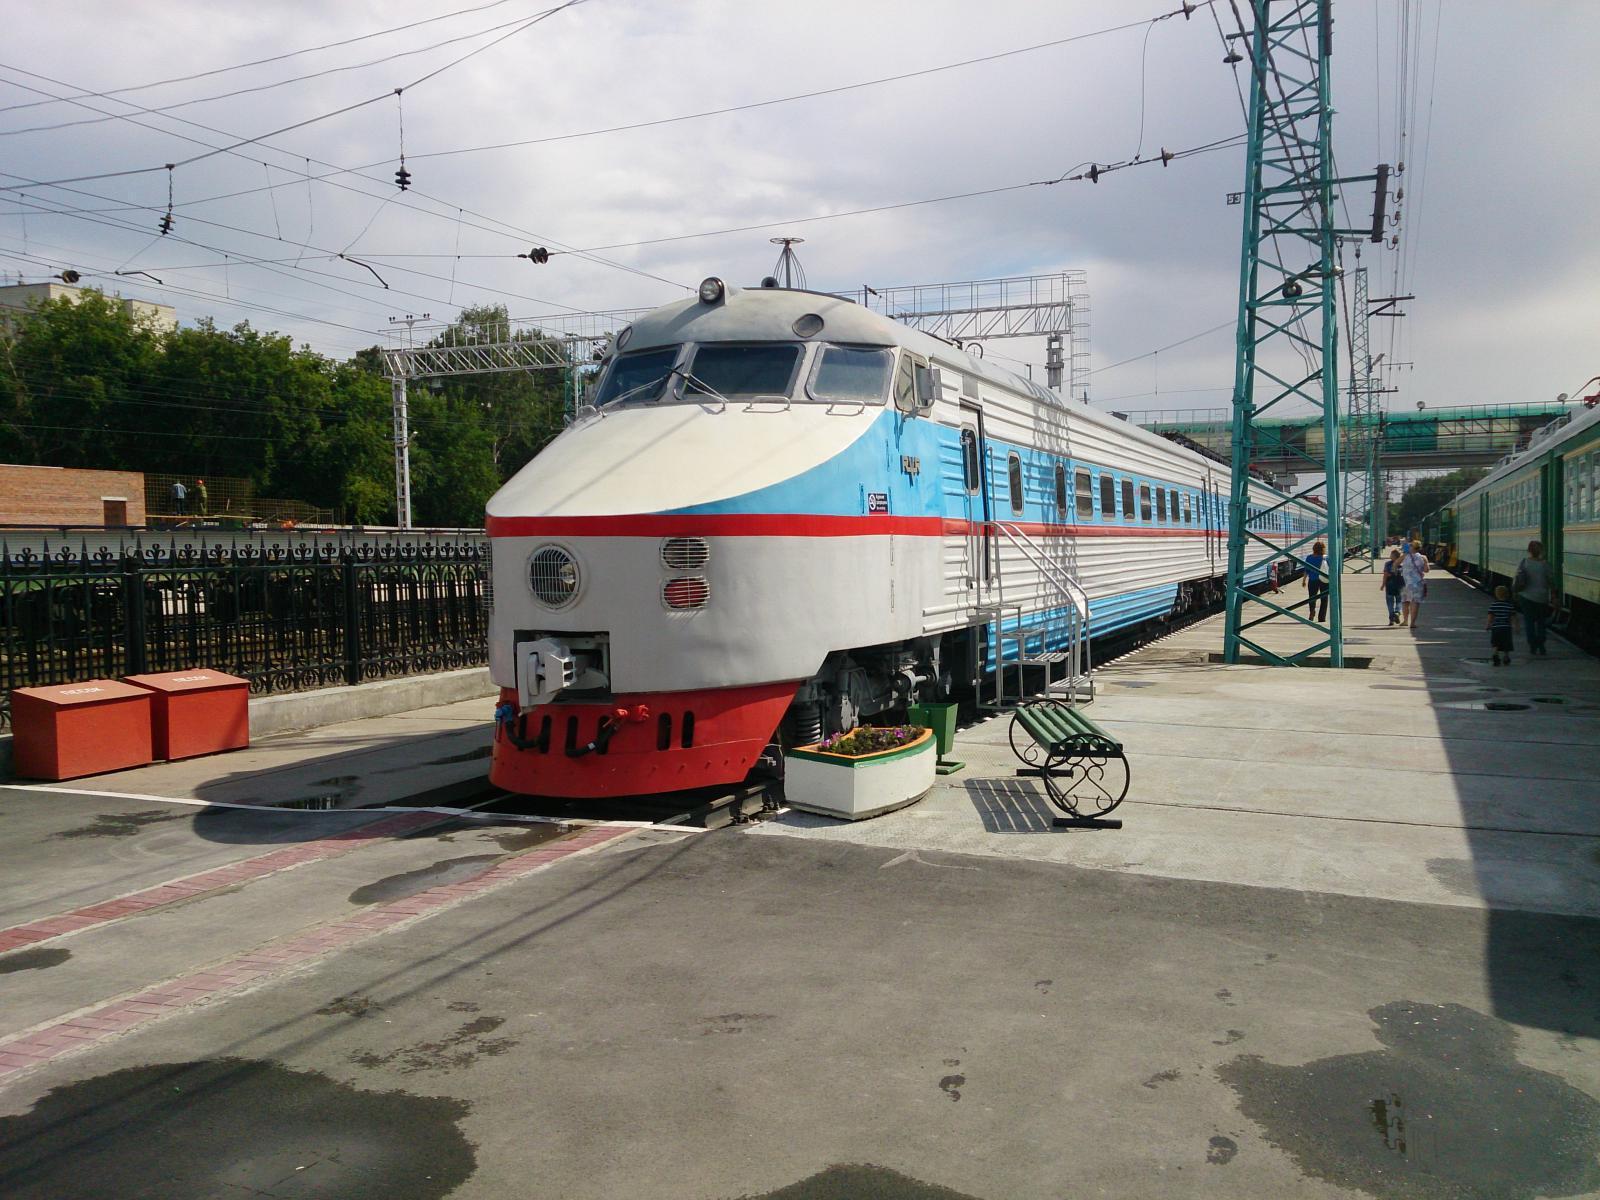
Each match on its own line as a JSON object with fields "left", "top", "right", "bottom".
{"left": 1, "top": 536, "right": 489, "bottom": 730}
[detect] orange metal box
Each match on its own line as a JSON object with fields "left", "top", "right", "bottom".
{"left": 124, "top": 669, "right": 251, "bottom": 761}
{"left": 10, "top": 679, "right": 154, "bottom": 780}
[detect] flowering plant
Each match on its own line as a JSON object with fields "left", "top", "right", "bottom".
{"left": 812, "top": 725, "right": 925, "bottom": 757}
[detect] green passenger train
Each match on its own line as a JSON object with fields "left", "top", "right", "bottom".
{"left": 1424, "top": 402, "right": 1600, "bottom": 645}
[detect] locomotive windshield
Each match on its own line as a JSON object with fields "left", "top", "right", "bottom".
{"left": 809, "top": 346, "right": 892, "bottom": 403}
{"left": 684, "top": 344, "right": 801, "bottom": 399}
{"left": 595, "top": 347, "right": 678, "bottom": 405}
{"left": 595, "top": 340, "right": 894, "bottom": 407}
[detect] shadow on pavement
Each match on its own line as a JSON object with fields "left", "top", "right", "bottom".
{"left": 1403, "top": 570, "right": 1600, "bottom": 1035}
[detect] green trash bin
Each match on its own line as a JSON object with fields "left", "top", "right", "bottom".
{"left": 908, "top": 702, "right": 963, "bottom": 775}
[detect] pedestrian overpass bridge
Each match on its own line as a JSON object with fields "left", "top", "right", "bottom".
{"left": 1130, "top": 401, "right": 1575, "bottom": 472}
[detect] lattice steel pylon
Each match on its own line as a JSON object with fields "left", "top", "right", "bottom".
{"left": 1343, "top": 265, "right": 1379, "bottom": 571}
{"left": 1221, "top": 0, "right": 1386, "bottom": 667}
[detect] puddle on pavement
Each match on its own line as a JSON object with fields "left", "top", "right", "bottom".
{"left": 267, "top": 775, "right": 367, "bottom": 810}
{"left": 0, "top": 1058, "right": 475, "bottom": 1200}
{"left": 1217, "top": 1000, "right": 1600, "bottom": 1199}
{"left": 485, "top": 824, "right": 565, "bottom": 852}
{"left": 732, "top": 1164, "right": 986, "bottom": 1199}
{"left": 1111, "top": 680, "right": 1159, "bottom": 688}
{"left": 0, "top": 947, "right": 70, "bottom": 974}
{"left": 50, "top": 809, "right": 188, "bottom": 839}
{"left": 348, "top": 855, "right": 503, "bottom": 905}
{"left": 1436, "top": 700, "right": 1535, "bottom": 712}
{"left": 350, "top": 1014, "right": 517, "bottom": 1075}
{"left": 1528, "top": 696, "right": 1572, "bottom": 705}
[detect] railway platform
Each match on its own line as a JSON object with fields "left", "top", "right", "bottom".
{"left": 0, "top": 567, "right": 1596, "bottom": 1199}
{"left": 754, "top": 565, "right": 1600, "bottom": 919}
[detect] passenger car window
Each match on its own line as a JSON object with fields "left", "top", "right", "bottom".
{"left": 1055, "top": 464, "right": 1068, "bottom": 513}
{"left": 961, "top": 429, "right": 980, "bottom": 494}
{"left": 1101, "top": 475, "right": 1115, "bottom": 515}
{"left": 1075, "top": 469, "right": 1093, "bottom": 518}
{"left": 1008, "top": 454, "right": 1024, "bottom": 515}
{"left": 1121, "top": 480, "right": 1134, "bottom": 520}
{"left": 1140, "top": 485, "right": 1152, "bottom": 521}
{"left": 1156, "top": 488, "right": 1167, "bottom": 522}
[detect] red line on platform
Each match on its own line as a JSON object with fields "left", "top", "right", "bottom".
{"left": 0, "top": 811, "right": 446, "bottom": 955}
{"left": 0, "top": 824, "right": 636, "bottom": 1081}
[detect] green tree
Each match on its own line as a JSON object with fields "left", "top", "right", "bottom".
{"left": 0, "top": 289, "right": 568, "bottom": 528}
{"left": 1391, "top": 467, "right": 1487, "bottom": 536}
{"left": 0, "top": 291, "right": 160, "bottom": 467}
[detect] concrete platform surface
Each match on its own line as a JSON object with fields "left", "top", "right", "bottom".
{"left": 0, "top": 568, "right": 1595, "bottom": 1199}
{"left": 755, "top": 569, "right": 1600, "bottom": 920}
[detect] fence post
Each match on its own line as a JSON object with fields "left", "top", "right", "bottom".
{"left": 341, "top": 550, "right": 362, "bottom": 687}
{"left": 122, "top": 552, "right": 147, "bottom": 676}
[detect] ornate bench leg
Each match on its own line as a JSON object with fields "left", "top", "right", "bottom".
{"left": 1046, "top": 751, "right": 1127, "bottom": 829}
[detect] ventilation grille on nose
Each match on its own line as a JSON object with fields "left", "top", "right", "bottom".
{"left": 662, "top": 576, "right": 710, "bottom": 610}
{"left": 661, "top": 536, "right": 711, "bottom": 570}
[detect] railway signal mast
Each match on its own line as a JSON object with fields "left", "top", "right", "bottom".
{"left": 1221, "top": 0, "right": 1389, "bottom": 667}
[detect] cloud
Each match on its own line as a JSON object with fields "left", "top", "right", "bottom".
{"left": 0, "top": 0, "right": 1593, "bottom": 415}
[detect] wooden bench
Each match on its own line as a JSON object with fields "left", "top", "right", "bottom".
{"left": 1007, "top": 699, "right": 1129, "bottom": 828}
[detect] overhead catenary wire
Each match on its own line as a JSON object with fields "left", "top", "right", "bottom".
{"left": 0, "top": 0, "right": 590, "bottom": 191}
{"left": 0, "top": 1, "right": 1223, "bottom": 300}
{"left": 0, "top": 4, "right": 571, "bottom": 137}
{"left": 0, "top": 0, "right": 524, "bottom": 115}
{"left": 0, "top": 62, "right": 689, "bottom": 294}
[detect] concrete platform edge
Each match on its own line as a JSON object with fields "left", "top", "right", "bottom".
{"left": 0, "top": 666, "right": 495, "bottom": 782}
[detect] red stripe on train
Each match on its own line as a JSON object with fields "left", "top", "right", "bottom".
{"left": 487, "top": 514, "right": 1232, "bottom": 539}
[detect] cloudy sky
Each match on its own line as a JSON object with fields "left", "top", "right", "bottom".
{"left": 3, "top": 0, "right": 1596, "bottom": 421}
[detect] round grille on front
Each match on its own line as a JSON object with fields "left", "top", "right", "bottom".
{"left": 661, "top": 536, "right": 710, "bottom": 570}
{"left": 528, "top": 545, "right": 580, "bottom": 608}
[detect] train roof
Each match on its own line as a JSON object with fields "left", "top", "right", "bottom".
{"left": 622, "top": 281, "right": 1064, "bottom": 405}
{"left": 620, "top": 278, "right": 1313, "bottom": 510}
{"left": 1453, "top": 402, "right": 1600, "bottom": 504}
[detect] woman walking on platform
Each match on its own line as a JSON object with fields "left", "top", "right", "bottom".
{"left": 1514, "top": 540, "right": 1555, "bottom": 656}
{"left": 1381, "top": 548, "right": 1405, "bottom": 625}
{"left": 1400, "top": 541, "right": 1428, "bottom": 629}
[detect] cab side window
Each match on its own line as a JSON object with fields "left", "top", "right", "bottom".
{"left": 961, "top": 429, "right": 980, "bottom": 494}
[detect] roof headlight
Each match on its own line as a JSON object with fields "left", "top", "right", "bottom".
{"left": 615, "top": 324, "right": 633, "bottom": 350}
{"left": 698, "top": 277, "right": 727, "bottom": 305}
{"left": 792, "top": 313, "right": 824, "bottom": 338}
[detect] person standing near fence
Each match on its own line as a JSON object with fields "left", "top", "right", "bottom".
{"left": 170, "top": 480, "right": 187, "bottom": 515}
{"left": 1381, "top": 548, "right": 1405, "bottom": 625}
{"left": 1514, "top": 540, "right": 1554, "bottom": 657}
{"left": 195, "top": 478, "right": 209, "bottom": 517}
{"left": 1303, "top": 541, "right": 1329, "bottom": 623}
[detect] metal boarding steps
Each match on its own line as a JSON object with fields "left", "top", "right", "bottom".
{"left": 975, "top": 522, "right": 1095, "bottom": 712}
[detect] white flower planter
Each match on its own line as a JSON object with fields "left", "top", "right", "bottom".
{"left": 784, "top": 728, "right": 936, "bottom": 820}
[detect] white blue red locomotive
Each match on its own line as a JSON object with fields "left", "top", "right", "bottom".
{"left": 486, "top": 277, "right": 1313, "bottom": 798}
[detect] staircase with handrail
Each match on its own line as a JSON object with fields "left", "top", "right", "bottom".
{"left": 977, "top": 521, "right": 1094, "bottom": 711}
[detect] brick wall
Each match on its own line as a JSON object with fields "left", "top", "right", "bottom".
{"left": 0, "top": 465, "right": 147, "bottom": 526}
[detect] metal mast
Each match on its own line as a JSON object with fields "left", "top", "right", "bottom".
{"left": 1222, "top": 0, "right": 1385, "bottom": 666}
{"left": 1343, "top": 265, "right": 1377, "bottom": 570}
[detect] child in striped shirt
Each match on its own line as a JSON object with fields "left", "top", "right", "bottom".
{"left": 1486, "top": 585, "right": 1516, "bottom": 666}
